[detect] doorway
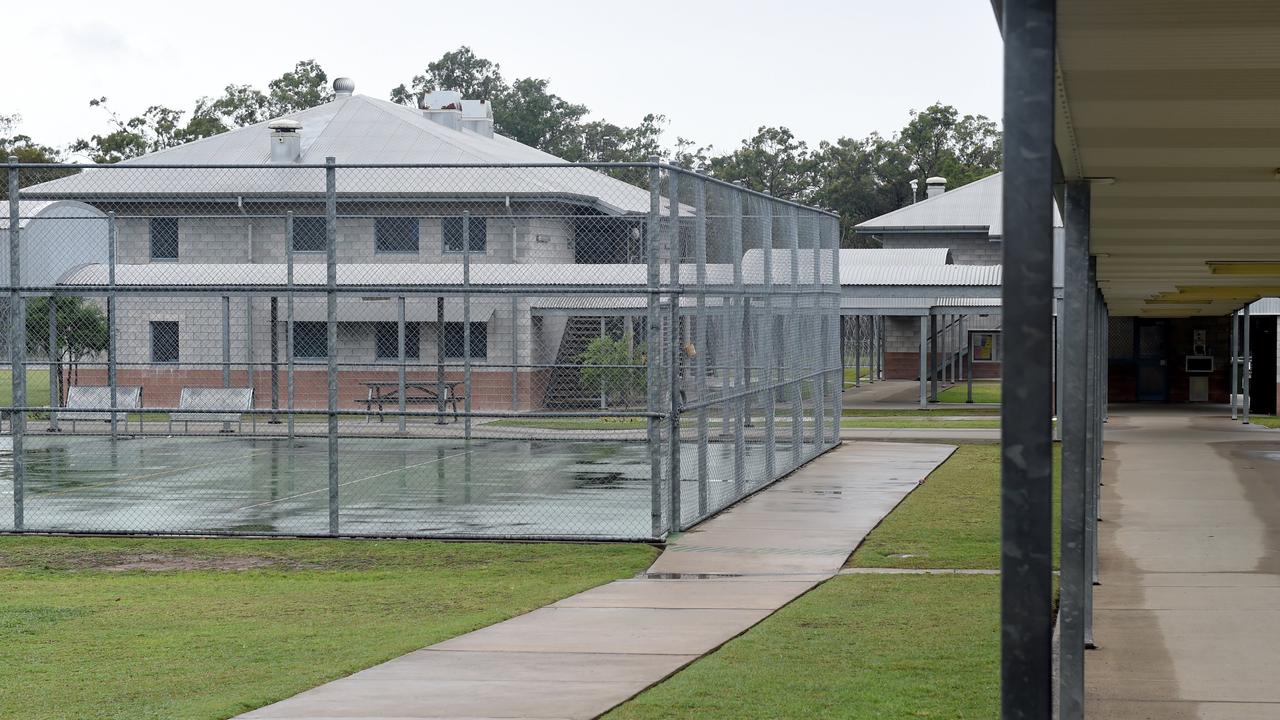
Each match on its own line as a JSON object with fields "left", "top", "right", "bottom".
{"left": 1135, "top": 319, "right": 1168, "bottom": 402}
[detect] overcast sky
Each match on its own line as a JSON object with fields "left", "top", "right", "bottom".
{"left": 8, "top": 0, "right": 1002, "bottom": 157}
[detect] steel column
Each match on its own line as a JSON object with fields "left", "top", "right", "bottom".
{"left": 919, "top": 315, "right": 929, "bottom": 410}
{"left": 1058, "top": 181, "right": 1090, "bottom": 720}
{"left": 1230, "top": 310, "right": 1238, "bottom": 420}
{"left": 929, "top": 312, "right": 939, "bottom": 401}
{"left": 1243, "top": 303, "right": 1252, "bottom": 424}
{"left": 1000, "top": 0, "right": 1058, "bottom": 714}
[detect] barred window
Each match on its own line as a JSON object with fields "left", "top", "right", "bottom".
{"left": 442, "top": 217, "right": 486, "bottom": 253}
{"left": 293, "top": 322, "right": 328, "bottom": 359}
{"left": 150, "top": 321, "right": 179, "bottom": 363}
{"left": 149, "top": 218, "right": 179, "bottom": 260}
{"left": 292, "top": 216, "right": 327, "bottom": 252}
{"left": 442, "top": 321, "right": 487, "bottom": 359}
{"left": 375, "top": 217, "right": 419, "bottom": 253}
{"left": 375, "top": 322, "right": 421, "bottom": 360}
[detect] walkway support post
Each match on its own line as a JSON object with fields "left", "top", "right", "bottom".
{"left": 325, "top": 157, "right": 338, "bottom": 536}
{"left": 1243, "top": 303, "right": 1252, "bottom": 424}
{"left": 1059, "top": 181, "right": 1090, "bottom": 720}
{"left": 1230, "top": 310, "right": 1238, "bottom": 420}
{"left": 1085, "top": 263, "right": 1100, "bottom": 646}
{"left": 1000, "top": 0, "right": 1058, "bottom": 715}
{"left": 929, "top": 312, "right": 939, "bottom": 402}
{"left": 919, "top": 315, "right": 929, "bottom": 410}
{"left": 463, "top": 212, "right": 473, "bottom": 442}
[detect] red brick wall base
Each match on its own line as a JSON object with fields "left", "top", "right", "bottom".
{"left": 881, "top": 352, "right": 1001, "bottom": 381}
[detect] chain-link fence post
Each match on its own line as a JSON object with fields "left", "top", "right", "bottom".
{"left": 787, "top": 205, "right": 803, "bottom": 470}
{"left": 730, "top": 185, "right": 746, "bottom": 494}
{"left": 646, "top": 158, "right": 662, "bottom": 538}
{"left": 246, "top": 295, "right": 255, "bottom": 433}
{"left": 7, "top": 157, "right": 23, "bottom": 530}
{"left": 47, "top": 290, "right": 59, "bottom": 431}
{"left": 107, "top": 211, "right": 118, "bottom": 439}
{"left": 397, "top": 295, "right": 407, "bottom": 433}
{"left": 325, "top": 157, "right": 339, "bottom": 536}
{"left": 435, "top": 295, "right": 446, "bottom": 425}
{"left": 693, "top": 173, "right": 709, "bottom": 517}
{"left": 666, "top": 170, "right": 681, "bottom": 533}
{"left": 759, "top": 196, "right": 776, "bottom": 482}
{"left": 463, "top": 211, "right": 473, "bottom": 441}
{"left": 829, "top": 215, "right": 842, "bottom": 441}
{"left": 285, "top": 212, "right": 295, "bottom": 442}
{"left": 510, "top": 295, "right": 519, "bottom": 411}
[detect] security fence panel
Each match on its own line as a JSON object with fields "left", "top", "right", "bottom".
{"left": 3, "top": 160, "right": 841, "bottom": 540}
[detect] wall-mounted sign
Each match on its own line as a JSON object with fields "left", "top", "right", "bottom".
{"left": 972, "top": 331, "right": 1001, "bottom": 363}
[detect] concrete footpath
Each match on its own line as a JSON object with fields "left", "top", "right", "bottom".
{"left": 238, "top": 441, "right": 955, "bottom": 720}
{"left": 1086, "top": 407, "right": 1280, "bottom": 719}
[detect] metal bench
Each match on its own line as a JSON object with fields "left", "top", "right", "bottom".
{"left": 169, "top": 387, "right": 254, "bottom": 433}
{"left": 61, "top": 386, "right": 144, "bottom": 433}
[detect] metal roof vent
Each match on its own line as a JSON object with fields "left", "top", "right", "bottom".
{"left": 421, "top": 90, "right": 464, "bottom": 131}
{"left": 460, "top": 99, "right": 494, "bottom": 138}
{"left": 267, "top": 119, "right": 303, "bottom": 163}
{"left": 332, "top": 77, "right": 355, "bottom": 96}
{"left": 925, "top": 176, "right": 947, "bottom": 198}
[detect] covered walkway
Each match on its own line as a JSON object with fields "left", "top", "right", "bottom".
{"left": 1086, "top": 407, "right": 1280, "bottom": 718}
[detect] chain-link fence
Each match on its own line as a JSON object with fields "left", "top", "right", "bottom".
{"left": 1, "top": 160, "right": 842, "bottom": 540}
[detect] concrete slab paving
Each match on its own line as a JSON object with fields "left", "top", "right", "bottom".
{"left": 236, "top": 440, "right": 956, "bottom": 720}
{"left": 1085, "top": 406, "right": 1280, "bottom": 719}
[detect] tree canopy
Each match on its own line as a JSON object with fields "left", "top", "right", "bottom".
{"left": 8, "top": 50, "right": 1001, "bottom": 245}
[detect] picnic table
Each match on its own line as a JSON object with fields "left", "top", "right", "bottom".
{"left": 359, "top": 380, "right": 464, "bottom": 423}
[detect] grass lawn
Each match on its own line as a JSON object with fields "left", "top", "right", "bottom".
{"left": 0, "top": 536, "right": 655, "bottom": 720}
{"left": 937, "top": 380, "right": 1001, "bottom": 404}
{"left": 604, "top": 574, "right": 999, "bottom": 720}
{"left": 842, "top": 407, "right": 1001, "bottom": 417}
{"left": 1249, "top": 415, "right": 1280, "bottom": 429}
{"left": 849, "top": 444, "right": 1060, "bottom": 570}
{"left": 842, "top": 418, "right": 1000, "bottom": 430}
{"left": 841, "top": 367, "right": 872, "bottom": 385}
{"left": 0, "top": 369, "right": 51, "bottom": 408}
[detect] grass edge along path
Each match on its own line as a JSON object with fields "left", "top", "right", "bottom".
{"left": 607, "top": 440, "right": 1056, "bottom": 718}
{"left": 0, "top": 537, "right": 656, "bottom": 720}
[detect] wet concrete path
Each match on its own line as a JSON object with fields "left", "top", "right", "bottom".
{"left": 1086, "top": 406, "right": 1280, "bottom": 719}
{"left": 237, "top": 440, "right": 955, "bottom": 720}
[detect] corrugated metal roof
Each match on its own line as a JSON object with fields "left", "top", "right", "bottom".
{"left": 1248, "top": 297, "right": 1280, "bottom": 315}
{"left": 839, "top": 296, "right": 1002, "bottom": 314}
{"left": 22, "top": 94, "right": 660, "bottom": 215}
{"left": 854, "top": 172, "right": 1063, "bottom": 238}
{"left": 56, "top": 262, "right": 738, "bottom": 288}
{"left": 841, "top": 264, "right": 1001, "bottom": 286}
{"left": 841, "top": 248, "right": 951, "bottom": 266}
{"left": 56, "top": 259, "right": 997, "bottom": 289}
{"left": 0, "top": 200, "right": 103, "bottom": 229}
